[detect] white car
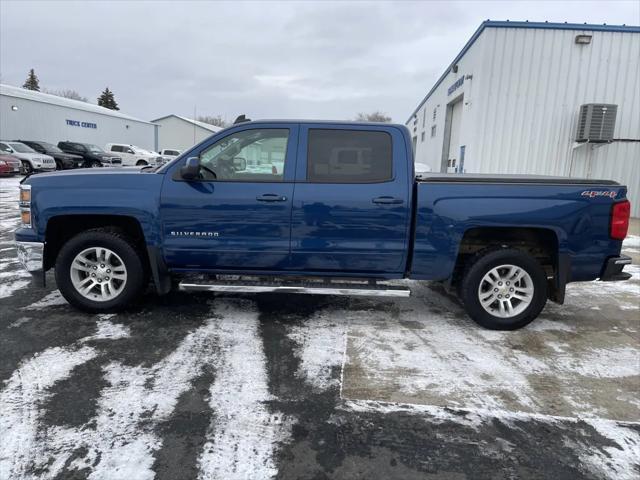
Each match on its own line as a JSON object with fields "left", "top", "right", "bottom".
{"left": 105, "top": 143, "right": 164, "bottom": 167}
{"left": 0, "top": 141, "right": 55, "bottom": 174}
{"left": 160, "top": 148, "right": 181, "bottom": 161}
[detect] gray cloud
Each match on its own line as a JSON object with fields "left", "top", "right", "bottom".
{"left": 1, "top": 0, "right": 637, "bottom": 123}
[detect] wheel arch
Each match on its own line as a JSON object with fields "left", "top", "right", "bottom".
{"left": 44, "top": 214, "right": 171, "bottom": 295}
{"left": 44, "top": 215, "right": 146, "bottom": 271}
{"left": 453, "top": 226, "right": 566, "bottom": 304}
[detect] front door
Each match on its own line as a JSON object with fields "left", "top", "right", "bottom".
{"left": 289, "top": 125, "right": 411, "bottom": 275}
{"left": 160, "top": 125, "right": 298, "bottom": 271}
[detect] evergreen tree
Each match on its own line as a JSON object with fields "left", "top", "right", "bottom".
{"left": 22, "top": 69, "right": 40, "bottom": 91}
{"left": 97, "top": 87, "right": 120, "bottom": 110}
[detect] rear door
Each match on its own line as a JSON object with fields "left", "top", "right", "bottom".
{"left": 160, "top": 124, "right": 298, "bottom": 271}
{"left": 289, "top": 125, "right": 411, "bottom": 274}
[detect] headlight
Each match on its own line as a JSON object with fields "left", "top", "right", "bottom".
{"left": 20, "top": 185, "right": 31, "bottom": 204}
{"left": 19, "top": 184, "right": 32, "bottom": 228}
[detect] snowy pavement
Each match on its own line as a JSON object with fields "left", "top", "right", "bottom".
{"left": 1, "top": 175, "right": 639, "bottom": 479}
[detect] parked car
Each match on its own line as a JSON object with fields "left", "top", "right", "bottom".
{"left": 0, "top": 141, "right": 56, "bottom": 173}
{"left": 15, "top": 120, "right": 631, "bottom": 330}
{"left": 0, "top": 154, "right": 22, "bottom": 176}
{"left": 105, "top": 143, "right": 164, "bottom": 167}
{"left": 16, "top": 140, "right": 84, "bottom": 170}
{"left": 57, "top": 142, "right": 122, "bottom": 168}
{"left": 160, "top": 148, "right": 181, "bottom": 161}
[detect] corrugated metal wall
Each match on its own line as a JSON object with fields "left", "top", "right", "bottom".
{"left": 409, "top": 26, "right": 640, "bottom": 216}
{"left": 155, "top": 116, "right": 216, "bottom": 152}
{"left": 0, "top": 95, "right": 156, "bottom": 151}
{"left": 472, "top": 27, "right": 640, "bottom": 215}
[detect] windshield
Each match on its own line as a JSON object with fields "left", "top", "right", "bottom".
{"left": 86, "top": 144, "right": 104, "bottom": 153}
{"left": 39, "top": 142, "right": 63, "bottom": 153}
{"left": 9, "top": 142, "right": 36, "bottom": 153}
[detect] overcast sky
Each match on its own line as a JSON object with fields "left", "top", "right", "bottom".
{"left": 1, "top": 0, "right": 638, "bottom": 123}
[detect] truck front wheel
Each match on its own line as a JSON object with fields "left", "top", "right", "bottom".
{"left": 460, "top": 248, "right": 548, "bottom": 330}
{"left": 55, "top": 229, "right": 146, "bottom": 312}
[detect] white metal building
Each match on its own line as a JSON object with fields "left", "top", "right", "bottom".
{"left": 0, "top": 84, "right": 158, "bottom": 151}
{"left": 152, "top": 114, "right": 222, "bottom": 152}
{"left": 407, "top": 21, "right": 640, "bottom": 216}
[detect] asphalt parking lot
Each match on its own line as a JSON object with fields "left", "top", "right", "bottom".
{"left": 1, "top": 175, "right": 639, "bottom": 480}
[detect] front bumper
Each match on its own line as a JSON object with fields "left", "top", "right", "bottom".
{"left": 16, "top": 241, "right": 44, "bottom": 273}
{"left": 600, "top": 255, "right": 632, "bottom": 281}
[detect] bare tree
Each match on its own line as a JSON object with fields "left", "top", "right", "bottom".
{"left": 42, "top": 88, "right": 88, "bottom": 102}
{"left": 355, "top": 111, "right": 392, "bottom": 123}
{"left": 197, "top": 115, "right": 228, "bottom": 128}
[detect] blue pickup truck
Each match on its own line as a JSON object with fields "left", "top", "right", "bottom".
{"left": 15, "top": 120, "right": 632, "bottom": 329}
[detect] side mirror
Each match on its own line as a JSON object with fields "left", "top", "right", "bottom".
{"left": 232, "top": 157, "right": 246, "bottom": 171}
{"left": 180, "top": 157, "right": 201, "bottom": 180}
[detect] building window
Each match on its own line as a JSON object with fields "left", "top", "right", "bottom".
{"left": 421, "top": 131, "right": 425, "bottom": 142}
{"left": 433, "top": 108, "right": 437, "bottom": 121}
{"left": 422, "top": 108, "right": 426, "bottom": 127}
{"left": 431, "top": 125, "right": 437, "bottom": 138}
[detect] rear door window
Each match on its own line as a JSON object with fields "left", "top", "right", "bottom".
{"left": 307, "top": 129, "right": 392, "bottom": 183}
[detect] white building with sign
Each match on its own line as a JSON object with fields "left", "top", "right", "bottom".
{"left": 406, "top": 21, "right": 640, "bottom": 216}
{"left": 0, "top": 84, "right": 158, "bottom": 151}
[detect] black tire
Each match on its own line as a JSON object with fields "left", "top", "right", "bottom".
{"left": 460, "top": 248, "right": 548, "bottom": 330}
{"left": 136, "top": 160, "right": 148, "bottom": 166}
{"left": 22, "top": 160, "right": 33, "bottom": 174}
{"left": 55, "top": 229, "right": 146, "bottom": 312}
{"left": 90, "top": 160, "right": 102, "bottom": 168}
{"left": 55, "top": 161, "right": 63, "bottom": 170}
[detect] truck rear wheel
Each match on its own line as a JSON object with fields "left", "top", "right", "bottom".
{"left": 460, "top": 248, "right": 547, "bottom": 330}
{"left": 55, "top": 229, "right": 145, "bottom": 312}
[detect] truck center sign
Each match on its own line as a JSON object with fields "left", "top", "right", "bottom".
{"left": 66, "top": 119, "right": 97, "bottom": 129}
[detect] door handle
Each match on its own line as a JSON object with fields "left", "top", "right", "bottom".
{"left": 372, "top": 196, "right": 404, "bottom": 205}
{"left": 256, "top": 193, "right": 287, "bottom": 202}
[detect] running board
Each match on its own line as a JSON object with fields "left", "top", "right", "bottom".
{"left": 178, "top": 279, "right": 411, "bottom": 297}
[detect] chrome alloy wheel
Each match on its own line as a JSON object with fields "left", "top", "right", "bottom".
{"left": 70, "top": 247, "right": 127, "bottom": 301}
{"left": 477, "top": 264, "right": 534, "bottom": 318}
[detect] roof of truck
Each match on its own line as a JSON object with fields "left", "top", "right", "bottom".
{"left": 234, "top": 119, "right": 408, "bottom": 128}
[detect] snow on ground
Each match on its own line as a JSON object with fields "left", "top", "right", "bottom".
{"left": 22, "top": 290, "right": 67, "bottom": 310}
{"left": 623, "top": 235, "right": 640, "bottom": 249}
{"left": 287, "top": 311, "right": 348, "bottom": 390}
{"left": 0, "top": 177, "right": 31, "bottom": 299}
{"left": 580, "top": 418, "right": 640, "bottom": 480}
{"left": 0, "top": 319, "right": 128, "bottom": 479}
{"left": 1, "top": 173, "right": 638, "bottom": 479}
{"left": 564, "top": 264, "right": 640, "bottom": 311}
{"left": 198, "top": 300, "right": 289, "bottom": 480}
{"left": 47, "top": 316, "right": 221, "bottom": 480}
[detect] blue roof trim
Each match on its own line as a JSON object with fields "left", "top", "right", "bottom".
{"left": 406, "top": 20, "right": 640, "bottom": 124}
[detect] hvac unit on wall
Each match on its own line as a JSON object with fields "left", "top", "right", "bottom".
{"left": 575, "top": 104, "right": 617, "bottom": 142}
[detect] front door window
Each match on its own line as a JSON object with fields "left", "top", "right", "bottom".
{"left": 199, "top": 129, "right": 289, "bottom": 181}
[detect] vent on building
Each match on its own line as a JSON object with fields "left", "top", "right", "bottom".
{"left": 576, "top": 104, "right": 617, "bottom": 142}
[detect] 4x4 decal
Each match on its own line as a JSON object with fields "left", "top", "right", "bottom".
{"left": 581, "top": 190, "right": 618, "bottom": 199}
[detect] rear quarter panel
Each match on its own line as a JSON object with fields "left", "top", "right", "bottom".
{"left": 411, "top": 182, "right": 627, "bottom": 281}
